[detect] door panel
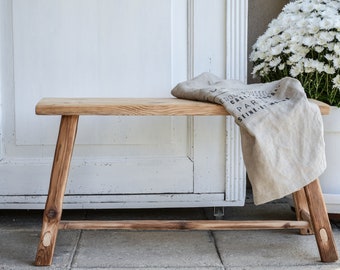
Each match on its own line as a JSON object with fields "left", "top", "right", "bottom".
{"left": 11, "top": 0, "right": 193, "bottom": 195}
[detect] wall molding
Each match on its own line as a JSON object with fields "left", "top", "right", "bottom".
{"left": 187, "top": 0, "right": 195, "bottom": 80}
{"left": 225, "top": 0, "right": 248, "bottom": 203}
{"left": 226, "top": 0, "right": 248, "bottom": 82}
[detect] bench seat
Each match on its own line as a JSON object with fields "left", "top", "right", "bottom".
{"left": 36, "top": 97, "right": 330, "bottom": 115}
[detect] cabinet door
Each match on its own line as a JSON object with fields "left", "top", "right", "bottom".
{"left": 10, "top": 0, "right": 190, "bottom": 195}
{"left": 0, "top": 0, "right": 229, "bottom": 200}
{"left": 1, "top": 0, "right": 223, "bottom": 194}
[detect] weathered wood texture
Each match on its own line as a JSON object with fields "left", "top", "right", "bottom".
{"left": 35, "top": 98, "right": 229, "bottom": 116}
{"left": 293, "top": 188, "right": 313, "bottom": 235}
{"left": 58, "top": 220, "right": 309, "bottom": 231}
{"left": 35, "top": 115, "right": 79, "bottom": 266}
{"left": 304, "top": 180, "right": 339, "bottom": 262}
{"left": 35, "top": 98, "right": 330, "bottom": 116}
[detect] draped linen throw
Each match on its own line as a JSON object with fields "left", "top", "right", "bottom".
{"left": 171, "top": 72, "right": 326, "bottom": 205}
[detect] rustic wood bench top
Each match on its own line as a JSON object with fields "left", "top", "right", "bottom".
{"left": 35, "top": 98, "right": 330, "bottom": 116}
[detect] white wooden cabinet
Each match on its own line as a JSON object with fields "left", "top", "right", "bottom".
{"left": 0, "top": 0, "right": 248, "bottom": 209}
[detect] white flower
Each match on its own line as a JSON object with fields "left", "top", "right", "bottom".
{"left": 334, "top": 44, "right": 340, "bottom": 55}
{"left": 252, "top": 62, "right": 265, "bottom": 76}
{"left": 289, "top": 54, "right": 303, "bottom": 64}
{"left": 333, "top": 75, "right": 340, "bottom": 89}
{"left": 320, "top": 8, "right": 338, "bottom": 20}
{"left": 302, "top": 36, "right": 316, "bottom": 47}
{"left": 336, "top": 33, "right": 340, "bottom": 42}
{"left": 334, "top": 19, "right": 340, "bottom": 30}
{"left": 306, "top": 17, "right": 322, "bottom": 31}
{"left": 290, "top": 43, "right": 309, "bottom": 55}
{"left": 309, "top": 60, "right": 325, "bottom": 73}
{"left": 308, "top": 25, "right": 320, "bottom": 35}
{"left": 253, "top": 36, "right": 271, "bottom": 53}
{"left": 280, "top": 31, "right": 291, "bottom": 41}
{"left": 270, "top": 44, "right": 285, "bottom": 56}
{"left": 300, "top": 3, "right": 315, "bottom": 13}
{"left": 325, "top": 54, "right": 334, "bottom": 62}
{"left": 327, "top": 42, "right": 335, "bottom": 52}
{"left": 319, "top": 31, "right": 336, "bottom": 43}
{"left": 315, "top": 46, "right": 324, "bottom": 53}
{"left": 269, "top": 58, "right": 281, "bottom": 68}
{"left": 290, "top": 63, "right": 303, "bottom": 77}
{"left": 333, "top": 58, "right": 340, "bottom": 69}
{"left": 283, "top": 2, "right": 299, "bottom": 13}
{"left": 290, "top": 34, "right": 302, "bottom": 45}
{"left": 328, "top": 1, "right": 340, "bottom": 10}
{"left": 303, "top": 59, "right": 316, "bottom": 73}
{"left": 270, "top": 36, "right": 282, "bottom": 47}
{"left": 296, "top": 19, "right": 309, "bottom": 30}
{"left": 315, "top": 32, "right": 329, "bottom": 46}
{"left": 250, "top": 50, "right": 265, "bottom": 62}
{"left": 320, "top": 19, "right": 334, "bottom": 30}
{"left": 266, "top": 24, "right": 282, "bottom": 36}
{"left": 259, "top": 67, "right": 270, "bottom": 77}
{"left": 324, "top": 64, "right": 336, "bottom": 75}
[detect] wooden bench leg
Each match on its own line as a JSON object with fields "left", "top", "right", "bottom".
{"left": 35, "top": 115, "right": 79, "bottom": 266}
{"left": 304, "top": 179, "right": 339, "bottom": 262}
{"left": 293, "top": 188, "right": 313, "bottom": 235}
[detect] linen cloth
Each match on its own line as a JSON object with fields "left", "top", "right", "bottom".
{"left": 171, "top": 72, "right": 326, "bottom": 205}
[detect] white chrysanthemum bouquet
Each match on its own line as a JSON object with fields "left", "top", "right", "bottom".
{"left": 250, "top": 0, "right": 340, "bottom": 107}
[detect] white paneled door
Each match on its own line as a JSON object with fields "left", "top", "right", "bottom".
{"left": 0, "top": 0, "right": 248, "bottom": 209}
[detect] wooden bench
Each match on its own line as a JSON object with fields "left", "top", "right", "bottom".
{"left": 34, "top": 98, "right": 338, "bottom": 266}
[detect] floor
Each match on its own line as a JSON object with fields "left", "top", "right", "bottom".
{"left": 1, "top": 196, "right": 340, "bottom": 270}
